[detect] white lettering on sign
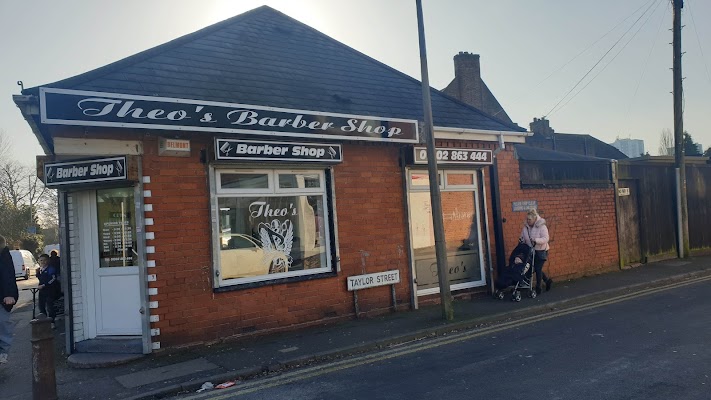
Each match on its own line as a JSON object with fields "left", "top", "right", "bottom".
{"left": 347, "top": 270, "right": 401, "bottom": 291}
{"left": 414, "top": 147, "right": 492, "bottom": 165}
{"left": 55, "top": 163, "right": 115, "bottom": 178}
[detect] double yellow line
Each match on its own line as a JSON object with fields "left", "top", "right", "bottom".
{"left": 183, "top": 274, "right": 711, "bottom": 399}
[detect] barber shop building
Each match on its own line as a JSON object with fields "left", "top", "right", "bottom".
{"left": 14, "top": 6, "right": 620, "bottom": 355}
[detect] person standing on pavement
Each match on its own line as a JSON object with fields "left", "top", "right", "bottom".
{"left": 520, "top": 209, "right": 553, "bottom": 295}
{"left": 0, "top": 235, "right": 19, "bottom": 364}
{"left": 37, "top": 254, "right": 59, "bottom": 329}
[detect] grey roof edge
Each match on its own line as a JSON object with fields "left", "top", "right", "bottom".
{"left": 514, "top": 144, "right": 613, "bottom": 162}
{"left": 22, "top": 6, "right": 273, "bottom": 95}
{"left": 23, "top": 6, "right": 525, "bottom": 133}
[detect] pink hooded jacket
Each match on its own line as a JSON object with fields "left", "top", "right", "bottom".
{"left": 520, "top": 217, "right": 550, "bottom": 251}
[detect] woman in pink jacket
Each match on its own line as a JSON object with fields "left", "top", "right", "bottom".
{"left": 520, "top": 209, "right": 553, "bottom": 295}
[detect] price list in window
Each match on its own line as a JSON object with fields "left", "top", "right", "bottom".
{"left": 96, "top": 188, "right": 137, "bottom": 268}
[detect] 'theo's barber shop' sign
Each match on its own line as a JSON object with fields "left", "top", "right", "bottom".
{"left": 40, "top": 88, "right": 419, "bottom": 143}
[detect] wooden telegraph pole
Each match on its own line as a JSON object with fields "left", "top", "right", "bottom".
{"left": 672, "top": 0, "right": 690, "bottom": 258}
{"left": 415, "top": 0, "right": 454, "bottom": 320}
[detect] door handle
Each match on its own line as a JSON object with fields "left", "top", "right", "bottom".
{"left": 139, "top": 307, "right": 145, "bottom": 314}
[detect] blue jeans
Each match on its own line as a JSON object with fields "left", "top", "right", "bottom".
{"left": 0, "top": 307, "right": 12, "bottom": 354}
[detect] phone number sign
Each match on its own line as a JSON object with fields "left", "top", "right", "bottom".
{"left": 413, "top": 147, "right": 493, "bottom": 165}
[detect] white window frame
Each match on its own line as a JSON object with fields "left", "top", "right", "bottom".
{"left": 406, "top": 168, "right": 486, "bottom": 296}
{"left": 216, "top": 169, "right": 273, "bottom": 194}
{"left": 275, "top": 170, "right": 325, "bottom": 194}
{"left": 212, "top": 168, "right": 333, "bottom": 287}
{"left": 407, "top": 170, "right": 443, "bottom": 191}
{"left": 443, "top": 171, "right": 478, "bottom": 191}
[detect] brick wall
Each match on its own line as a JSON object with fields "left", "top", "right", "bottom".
{"left": 143, "top": 138, "right": 411, "bottom": 348}
{"left": 496, "top": 149, "right": 619, "bottom": 280}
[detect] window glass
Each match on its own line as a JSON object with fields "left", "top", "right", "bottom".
{"left": 218, "top": 195, "right": 328, "bottom": 280}
{"left": 215, "top": 170, "right": 331, "bottom": 284}
{"left": 446, "top": 172, "right": 475, "bottom": 187}
{"left": 278, "top": 173, "right": 321, "bottom": 189}
{"left": 409, "top": 173, "right": 482, "bottom": 290}
{"left": 96, "top": 188, "right": 137, "bottom": 268}
{"left": 220, "top": 173, "right": 269, "bottom": 189}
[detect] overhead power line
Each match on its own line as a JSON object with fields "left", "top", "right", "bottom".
{"left": 686, "top": 0, "right": 711, "bottom": 86}
{"left": 548, "top": 0, "right": 665, "bottom": 117}
{"left": 489, "top": 0, "right": 655, "bottom": 119}
{"left": 622, "top": 1, "right": 670, "bottom": 135}
{"left": 543, "top": 0, "right": 661, "bottom": 118}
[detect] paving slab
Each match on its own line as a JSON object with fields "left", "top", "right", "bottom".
{"left": 115, "top": 358, "right": 220, "bottom": 389}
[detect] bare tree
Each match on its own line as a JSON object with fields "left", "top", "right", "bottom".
{"left": 658, "top": 129, "right": 674, "bottom": 156}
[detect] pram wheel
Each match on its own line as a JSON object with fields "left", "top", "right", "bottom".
{"left": 494, "top": 290, "right": 505, "bottom": 300}
{"left": 529, "top": 289, "right": 537, "bottom": 299}
{"left": 512, "top": 291, "right": 522, "bottom": 302}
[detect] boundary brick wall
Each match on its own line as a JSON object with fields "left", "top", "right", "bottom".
{"left": 496, "top": 149, "right": 619, "bottom": 280}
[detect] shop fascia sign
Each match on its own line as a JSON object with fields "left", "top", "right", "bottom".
{"left": 413, "top": 147, "right": 493, "bottom": 165}
{"left": 215, "top": 139, "right": 342, "bottom": 163}
{"left": 40, "top": 88, "right": 419, "bottom": 143}
{"left": 44, "top": 156, "right": 127, "bottom": 187}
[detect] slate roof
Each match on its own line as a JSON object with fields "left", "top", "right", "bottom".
{"left": 24, "top": 6, "right": 524, "bottom": 133}
{"left": 515, "top": 144, "right": 613, "bottom": 162}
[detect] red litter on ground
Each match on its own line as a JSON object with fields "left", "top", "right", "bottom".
{"left": 215, "top": 381, "right": 237, "bottom": 389}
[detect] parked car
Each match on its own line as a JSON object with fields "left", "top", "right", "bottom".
{"left": 10, "top": 249, "right": 38, "bottom": 280}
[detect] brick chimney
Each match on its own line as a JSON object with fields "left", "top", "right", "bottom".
{"left": 451, "top": 52, "right": 484, "bottom": 110}
{"left": 530, "top": 117, "right": 555, "bottom": 138}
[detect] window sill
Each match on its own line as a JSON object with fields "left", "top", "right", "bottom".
{"left": 213, "top": 270, "right": 339, "bottom": 293}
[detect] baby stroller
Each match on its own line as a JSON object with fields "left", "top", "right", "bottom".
{"left": 493, "top": 242, "right": 537, "bottom": 302}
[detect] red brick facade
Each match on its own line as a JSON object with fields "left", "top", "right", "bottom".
{"left": 142, "top": 138, "right": 412, "bottom": 347}
{"left": 55, "top": 132, "right": 619, "bottom": 349}
{"left": 496, "top": 149, "right": 619, "bottom": 280}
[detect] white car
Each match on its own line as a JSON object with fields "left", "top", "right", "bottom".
{"left": 219, "top": 234, "right": 289, "bottom": 279}
{"left": 10, "top": 249, "right": 38, "bottom": 280}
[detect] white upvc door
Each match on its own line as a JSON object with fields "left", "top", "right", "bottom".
{"left": 78, "top": 189, "right": 142, "bottom": 338}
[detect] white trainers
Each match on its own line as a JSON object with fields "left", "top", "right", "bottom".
{"left": 0, "top": 353, "right": 8, "bottom": 364}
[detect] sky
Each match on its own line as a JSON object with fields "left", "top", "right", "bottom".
{"left": 1, "top": 0, "right": 710, "bottom": 161}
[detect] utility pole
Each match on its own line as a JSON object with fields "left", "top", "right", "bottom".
{"left": 415, "top": 0, "right": 453, "bottom": 320}
{"left": 672, "top": 0, "right": 689, "bottom": 258}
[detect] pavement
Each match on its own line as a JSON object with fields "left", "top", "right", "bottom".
{"left": 1, "top": 255, "right": 711, "bottom": 400}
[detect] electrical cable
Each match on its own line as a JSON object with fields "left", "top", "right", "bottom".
{"left": 686, "top": 0, "right": 711, "bottom": 85}
{"left": 542, "top": 0, "right": 660, "bottom": 117}
{"left": 621, "top": 1, "right": 670, "bottom": 135}
{"left": 548, "top": 0, "right": 665, "bottom": 117}
{"left": 489, "top": 0, "right": 655, "bottom": 119}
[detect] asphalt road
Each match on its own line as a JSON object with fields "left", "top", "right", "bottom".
{"left": 183, "top": 279, "right": 711, "bottom": 400}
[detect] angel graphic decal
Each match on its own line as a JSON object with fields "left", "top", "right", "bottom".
{"left": 258, "top": 219, "right": 294, "bottom": 274}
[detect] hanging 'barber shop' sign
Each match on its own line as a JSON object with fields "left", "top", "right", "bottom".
{"left": 215, "top": 139, "right": 342, "bottom": 163}
{"left": 44, "top": 156, "right": 127, "bottom": 187}
{"left": 40, "top": 88, "right": 419, "bottom": 143}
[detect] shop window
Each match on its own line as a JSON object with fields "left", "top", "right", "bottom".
{"left": 407, "top": 170, "right": 485, "bottom": 294}
{"left": 214, "top": 169, "right": 332, "bottom": 286}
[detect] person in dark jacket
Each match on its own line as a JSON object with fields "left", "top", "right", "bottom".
{"left": 37, "top": 254, "right": 59, "bottom": 329}
{"left": 0, "top": 235, "right": 18, "bottom": 364}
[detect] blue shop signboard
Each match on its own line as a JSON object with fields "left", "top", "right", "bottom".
{"left": 44, "top": 156, "right": 127, "bottom": 187}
